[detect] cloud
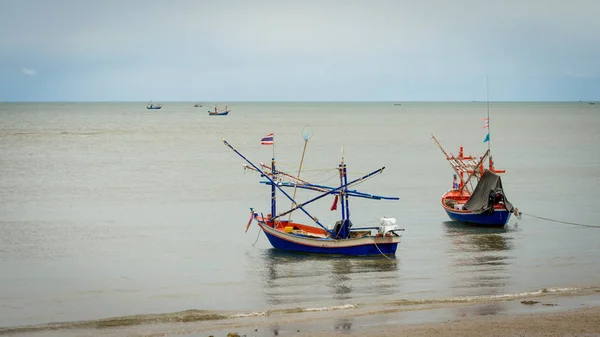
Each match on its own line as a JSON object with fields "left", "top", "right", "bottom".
{"left": 2, "top": 0, "right": 600, "bottom": 101}
{"left": 565, "top": 71, "right": 598, "bottom": 79}
{"left": 22, "top": 67, "right": 36, "bottom": 76}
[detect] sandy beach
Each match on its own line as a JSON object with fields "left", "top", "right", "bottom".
{"left": 188, "top": 292, "right": 600, "bottom": 337}
{"left": 298, "top": 306, "right": 600, "bottom": 337}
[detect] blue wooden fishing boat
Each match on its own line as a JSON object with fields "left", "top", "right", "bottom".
{"left": 222, "top": 135, "right": 404, "bottom": 256}
{"left": 209, "top": 105, "right": 230, "bottom": 116}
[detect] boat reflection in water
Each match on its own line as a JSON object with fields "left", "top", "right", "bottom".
{"left": 444, "top": 221, "right": 517, "bottom": 315}
{"left": 258, "top": 249, "right": 399, "bottom": 306}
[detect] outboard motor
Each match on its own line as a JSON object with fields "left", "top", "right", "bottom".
{"left": 493, "top": 188, "right": 504, "bottom": 204}
{"left": 486, "top": 188, "right": 506, "bottom": 214}
{"left": 378, "top": 217, "right": 401, "bottom": 236}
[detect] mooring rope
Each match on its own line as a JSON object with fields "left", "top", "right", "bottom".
{"left": 250, "top": 219, "right": 264, "bottom": 246}
{"left": 373, "top": 239, "right": 395, "bottom": 260}
{"left": 519, "top": 212, "right": 600, "bottom": 228}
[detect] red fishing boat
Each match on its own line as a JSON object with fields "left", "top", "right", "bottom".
{"left": 432, "top": 134, "right": 519, "bottom": 227}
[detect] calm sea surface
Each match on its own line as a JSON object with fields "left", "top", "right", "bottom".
{"left": 0, "top": 102, "right": 599, "bottom": 332}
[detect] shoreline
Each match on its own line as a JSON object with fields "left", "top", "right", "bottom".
{"left": 5, "top": 292, "right": 600, "bottom": 336}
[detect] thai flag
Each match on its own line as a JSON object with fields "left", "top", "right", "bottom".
{"left": 261, "top": 133, "right": 274, "bottom": 145}
{"left": 483, "top": 118, "right": 489, "bottom": 128}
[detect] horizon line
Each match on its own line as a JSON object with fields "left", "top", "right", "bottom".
{"left": 0, "top": 100, "right": 597, "bottom": 104}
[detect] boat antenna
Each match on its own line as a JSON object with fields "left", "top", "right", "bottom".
{"left": 486, "top": 76, "right": 491, "bottom": 158}
{"left": 288, "top": 127, "right": 313, "bottom": 221}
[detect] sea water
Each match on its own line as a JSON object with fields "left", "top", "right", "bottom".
{"left": 0, "top": 102, "right": 599, "bottom": 333}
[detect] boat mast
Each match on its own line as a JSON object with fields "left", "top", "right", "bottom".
{"left": 485, "top": 76, "right": 498, "bottom": 173}
{"left": 338, "top": 155, "right": 346, "bottom": 223}
{"left": 271, "top": 156, "right": 276, "bottom": 220}
{"left": 271, "top": 133, "right": 276, "bottom": 219}
{"left": 336, "top": 146, "right": 351, "bottom": 238}
{"left": 343, "top": 163, "right": 349, "bottom": 222}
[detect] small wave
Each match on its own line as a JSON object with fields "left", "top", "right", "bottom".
{"left": 0, "top": 310, "right": 228, "bottom": 335}
{"left": 0, "top": 305, "right": 359, "bottom": 335}
{"left": 253, "top": 304, "right": 358, "bottom": 316}
{"left": 390, "top": 287, "right": 582, "bottom": 306}
{"left": 304, "top": 304, "right": 357, "bottom": 312}
{"left": 229, "top": 311, "right": 267, "bottom": 318}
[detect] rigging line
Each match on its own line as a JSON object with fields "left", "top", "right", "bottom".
{"left": 272, "top": 162, "right": 335, "bottom": 172}
{"left": 281, "top": 167, "right": 337, "bottom": 172}
{"left": 347, "top": 171, "right": 380, "bottom": 186}
{"left": 520, "top": 212, "right": 600, "bottom": 228}
{"left": 309, "top": 172, "right": 341, "bottom": 184}
{"left": 354, "top": 220, "right": 379, "bottom": 227}
{"left": 256, "top": 165, "right": 337, "bottom": 179}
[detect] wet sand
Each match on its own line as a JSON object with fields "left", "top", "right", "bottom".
{"left": 294, "top": 306, "right": 600, "bottom": 337}
{"left": 193, "top": 293, "right": 600, "bottom": 337}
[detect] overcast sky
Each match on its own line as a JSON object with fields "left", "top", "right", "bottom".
{"left": 1, "top": 0, "right": 599, "bottom": 102}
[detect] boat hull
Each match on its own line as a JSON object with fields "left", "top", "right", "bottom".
{"left": 208, "top": 111, "right": 229, "bottom": 116}
{"left": 441, "top": 190, "right": 511, "bottom": 227}
{"left": 444, "top": 208, "right": 511, "bottom": 227}
{"left": 258, "top": 222, "right": 398, "bottom": 256}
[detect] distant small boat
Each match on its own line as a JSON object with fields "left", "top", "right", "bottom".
{"left": 146, "top": 102, "right": 162, "bottom": 110}
{"left": 194, "top": 103, "right": 203, "bottom": 107}
{"left": 208, "top": 105, "right": 230, "bottom": 116}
